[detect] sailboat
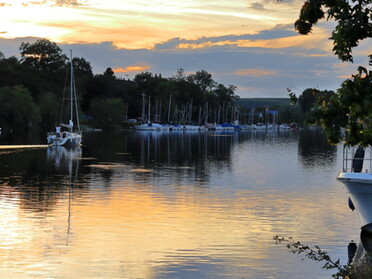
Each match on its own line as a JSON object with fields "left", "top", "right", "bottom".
{"left": 47, "top": 50, "right": 82, "bottom": 147}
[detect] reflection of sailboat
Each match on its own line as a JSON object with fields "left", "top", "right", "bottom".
{"left": 337, "top": 146, "right": 372, "bottom": 231}
{"left": 47, "top": 146, "right": 82, "bottom": 169}
{"left": 47, "top": 146, "right": 81, "bottom": 245}
{"left": 47, "top": 51, "right": 82, "bottom": 147}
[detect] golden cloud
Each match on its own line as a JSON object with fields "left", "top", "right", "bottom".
{"left": 177, "top": 27, "right": 331, "bottom": 53}
{"left": 113, "top": 66, "right": 151, "bottom": 73}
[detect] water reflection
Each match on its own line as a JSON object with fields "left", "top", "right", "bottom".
{"left": 84, "top": 130, "right": 238, "bottom": 184}
{"left": 47, "top": 146, "right": 82, "bottom": 246}
{"left": 83, "top": 129, "right": 305, "bottom": 185}
{"left": 0, "top": 129, "right": 355, "bottom": 278}
{"left": 298, "top": 127, "right": 337, "bottom": 168}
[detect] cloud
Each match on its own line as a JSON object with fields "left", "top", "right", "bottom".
{"left": 113, "top": 65, "right": 151, "bottom": 73}
{"left": 53, "top": 0, "right": 83, "bottom": 6}
{"left": 15, "top": 0, "right": 84, "bottom": 6}
{"left": 248, "top": 2, "right": 266, "bottom": 11}
{"left": 0, "top": 20, "right": 356, "bottom": 99}
{"left": 337, "top": 75, "right": 352, "bottom": 79}
{"left": 153, "top": 24, "right": 330, "bottom": 52}
{"left": 234, "top": 69, "right": 277, "bottom": 77}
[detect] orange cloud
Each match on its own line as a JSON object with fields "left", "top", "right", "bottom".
{"left": 176, "top": 27, "right": 331, "bottom": 54}
{"left": 113, "top": 65, "right": 151, "bottom": 73}
{"left": 234, "top": 69, "right": 277, "bottom": 77}
{"left": 337, "top": 75, "right": 352, "bottom": 79}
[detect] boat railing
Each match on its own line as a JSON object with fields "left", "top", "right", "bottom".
{"left": 342, "top": 146, "right": 372, "bottom": 173}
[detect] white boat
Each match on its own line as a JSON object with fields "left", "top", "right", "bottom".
{"left": 337, "top": 146, "right": 372, "bottom": 231}
{"left": 134, "top": 122, "right": 165, "bottom": 131}
{"left": 47, "top": 51, "right": 82, "bottom": 147}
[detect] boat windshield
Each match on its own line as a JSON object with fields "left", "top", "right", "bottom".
{"left": 342, "top": 146, "right": 372, "bottom": 173}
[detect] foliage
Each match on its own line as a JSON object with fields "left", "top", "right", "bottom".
{"left": 293, "top": 0, "right": 371, "bottom": 62}
{"left": 289, "top": 88, "right": 336, "bottom": 123}
{"left": 287, "top": 0, "right": 371, "bottom": 145}
{"left": 37, "top": 91, "right": 60, "bottom": 129}
{"left": 278, "top": 105, "right": 303, "bottom": 124}
{"left": 89, "top": 98, "right": 125, "bottom": 127}
{"left": 297, "top": 88, "right": 317, "bottom": 114}
{"left": 19, "top": 39, "right": 68, "bottom": 73}
{"left": 0, "top": 86, "right": 40, "bottom": 129}
{"left": 274, "top": 235, "right": 372, "bottom": 279}
{"left": 274, "top": 235, "right": 350, "bottom": 279}
{"left": 310, "top": 67, "right": 371, "bottom": 146}
{"left": 187, "top": 70, "right": 216, "bottom": 95}
{"left": 289, "top": 67, "right": 371, "bottom": 145}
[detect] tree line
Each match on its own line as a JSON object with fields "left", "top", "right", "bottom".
{"left": 0, "top": 39, "right": 243, "bottom": 131}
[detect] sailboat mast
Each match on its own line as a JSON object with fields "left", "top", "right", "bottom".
{"left": 141, "top": 93, "right": 145, "bottom": 121}
{"left": 70, "top": 50, "right": 73, "bottom": 126}
{"left": 70, "top": 50, "right": 81, "bottom": 132}
{"left": 167, "top": 94, "right": 172, "bottom": 123}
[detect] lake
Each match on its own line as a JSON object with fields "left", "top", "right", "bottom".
{"left": 0, "top": 129, "right": 361, "bottom": 278}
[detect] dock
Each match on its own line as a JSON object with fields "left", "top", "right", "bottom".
{"left": 0, "top": 145, "right": 49, "bottom": 149}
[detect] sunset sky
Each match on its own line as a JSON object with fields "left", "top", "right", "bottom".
{"left": 0, "top": 0, "right": 370, "bottom": 97}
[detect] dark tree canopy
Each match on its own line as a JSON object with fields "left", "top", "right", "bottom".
{"left": 289, "top": 0, "right": 371, "bottom": 146}
{"left": 0, "top": 86, "right": 40, "bottom": 129}
{"left": 19, "top": 39, "right": 68, "bottom": 72}
{"left": 294, "top": 0, "right": 371, "bottom": 62}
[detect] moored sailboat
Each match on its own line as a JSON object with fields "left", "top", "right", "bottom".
{"left": 47, "top": 51, "right": 82, "bottom": 147}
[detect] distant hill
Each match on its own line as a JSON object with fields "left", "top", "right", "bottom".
{"left": 236, "top": 98, "right": 291, "bottom": 109}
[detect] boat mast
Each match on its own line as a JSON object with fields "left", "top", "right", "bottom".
{"left": 167, "top": 94, "right": 172, "bottom": 123}
{"left": 148, "top": 95, "right": 151, "bottom": 122}
{"left": 70, "top": 50, "right": 80, "bottom": 133}
{"left": 70, "top": 50, "right": 73, "bottom": 129}
{"left": 141, "top": 93, "right": 145, "bottom": 121}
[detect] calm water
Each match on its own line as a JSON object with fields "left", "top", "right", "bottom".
{"left": 0, "top": 129, "right": 362, "bottom": 278}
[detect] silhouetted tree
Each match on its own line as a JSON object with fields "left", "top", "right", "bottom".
{"left": 19, "top": 39, "right": 68, "bottom": 73}
{"left": 288, "top": 0, "right": 371, "bottom": 145}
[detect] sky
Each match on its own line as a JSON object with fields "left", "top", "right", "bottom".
{"left": 0, "top": 0, "right": 370, "bottom": 98}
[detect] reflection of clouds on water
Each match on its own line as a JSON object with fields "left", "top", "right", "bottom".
{"left": 88, "top": 163, "right": 126, "bottom": 170}
{"left": 130, "top": 168, "right": 153, "bottom": 173}
{"left": 0, "top": 129, "right": 360, "bottom": 278}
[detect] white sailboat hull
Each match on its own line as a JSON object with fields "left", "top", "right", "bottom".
{"left": 134, "top": 123, "right": 165, "bottom": 131}
{"left": 48, "top": 132, "right": 82, "bottom": 147}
